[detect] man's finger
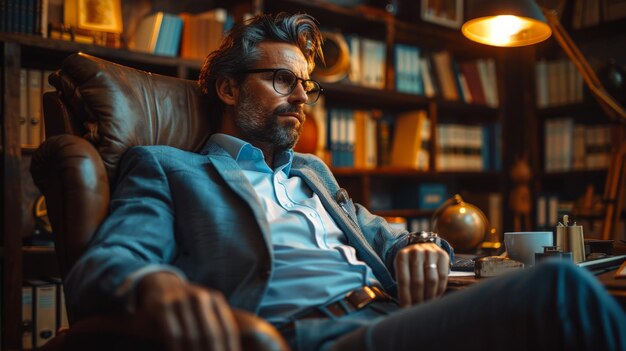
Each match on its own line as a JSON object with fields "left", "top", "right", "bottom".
{"left": 160, "top": 304, "right": 183, "bottom": 351}
{"left": 191, "top": 289, "right": 217, "bottom": 351}
{"left": 436, "top": 253, "right": 450, "bottom": 297}
{"left": 394, "top": 251, "right": 412, "bottom": 307}
{"left": 211, "top": 292, "right": 241, "bottom": 351}
{"left": 409, "top": 249, "right": 425, "bottom": 304}
{"left": 423, "top": 259, "right": 439, "bottom": 301}
{"left": 174, "top": 298, "right": 201, "bottom": 351}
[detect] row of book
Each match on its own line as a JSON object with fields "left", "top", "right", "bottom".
{"left": 22, "top": 278, "right": 69, "bottom": 349}
{"left": 0, "top": 0, "right": 52, "bottom": 36}
{"left": 344, "top": 34, "right": 387, "bottom": 89}
{"left": 535, "top": 193, "right": 561, "bottom": 231}
{"left": 321, "top": 106, "right": 501, "bottom": 172}
{"left": 129, "top": 8, "right": 234, "bottom": 58}
{"left": 325, "top": 108, "right": 433, "bottom": 171}
{"left": 535, "top": 59, "right": 584, "bottom": 108}
{"left": 371, "top": 183, "right": 447, "bottom": 211}
{"left": 544, "top": 117, "right": 613, "bottom": 173}
{"left": 20, "top": 68, "right": 54, "bottom": 148}
{"left": 179, "top": 8, "right": 230, "bottom": 60}
{"left": 394, "top": 44, "right": 499, "bottom": 107}
{"left": 535, "top": 192, "right": 626, "bottom": 241}
{"left": 572, "top": 0, "right": 626, "bottom": 29}
{"left": 326, "top": 108, "right": 380, "bottom": 168}
{"left": 436, "top": 122, "right": 501, "bottom": 172}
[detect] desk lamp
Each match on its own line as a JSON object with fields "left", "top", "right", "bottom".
{"left": 461, "top": 0, "right": 626, "bottom": 240}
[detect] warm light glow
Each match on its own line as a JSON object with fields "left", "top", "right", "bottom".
{"left": 459, "top": 207, "right": 467, "bottom": 214}
{"left": 488, "top": 16, "right": 526, "bottom": 45}
{"left": 462, "top": 15, "right": 551, "bottom": 47}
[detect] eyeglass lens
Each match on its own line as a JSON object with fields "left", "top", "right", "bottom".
{"left": 273, "top": 69, "right": 321, "bottom": 103}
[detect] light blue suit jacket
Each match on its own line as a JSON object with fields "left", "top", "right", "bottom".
{"left": 65, "top": 140, "right": 409, "bottom": 321}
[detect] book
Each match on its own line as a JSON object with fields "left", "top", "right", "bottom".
{"left": 358, "top": 38, "right": 386, "bottom": 89}
{"left": 477, "top": 58, "right": 498, "bottom": 107}
{"left": 131, "top": 12, "right": 183, "bottom": 57}
{"left": 22, "top": 285, "right": 34, "bottom": 349}
{"left": 20, "top": 69, "right": 29, "bottom": 147}
{"left": 25, "top": 280, "right": 57, "bottom": 348}
{"left": 26, "top": 69, "right": 43, "bottom": 148}
{"left": 376, "top": 116, "right": 392, "bottom": 167}
{"left": 48, "top": 277, "right": 69, "bottom": 332}
{"left": 389, "top": 110, "right": 428, "bottom": 169}
{"left": 346, "top": 34, "right": 362, "bottom": 84}
{"left": 418, "top": 183, "right": 447, "bottom": 210}
{"left": 431, "top": 51, "right": 459, "bottom": 101}
{"left": 419, "top": 56, "right": 438, "bottom": 98}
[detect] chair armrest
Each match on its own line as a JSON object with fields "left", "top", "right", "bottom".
{"left": 38, "top": 309, "right": 290, "bottom": 351}
{"left": 30, "top": 135, "right": 110, "bottom": 278}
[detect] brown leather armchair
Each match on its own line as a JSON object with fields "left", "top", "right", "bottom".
{"left": 30, "top": 52, "right": 289, "bottom": 351}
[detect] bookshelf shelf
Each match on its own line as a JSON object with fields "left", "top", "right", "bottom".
{"left": 22, "top": 246, "right": 55, "bottom": 254}
{"left": 536, "top": 102, "right": 602, "bottom": 119}
{"left": 373, "top": 209, "right": 435, "bottom": 218}
{"left": 0, "top": 32, "right": 203, "bottom": 72}
{"left": 331, "top": 167, "right": 501, "bottom": 178}
{"left": 322, "top": 82, "right": 428, "bottom": 109}
{"left": 539, "top": 169, "right": 607, "bottom": 179}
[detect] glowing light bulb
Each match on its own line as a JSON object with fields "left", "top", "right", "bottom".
{"left": 486, "top": 15, "right": 525, "bottom": 46}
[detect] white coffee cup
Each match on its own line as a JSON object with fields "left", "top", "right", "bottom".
{"left": 504, "top": 231, "right": 553, "bottom": 267}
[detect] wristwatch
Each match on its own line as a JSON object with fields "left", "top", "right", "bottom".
{"left": 408, "top": 231, "right": 439, "bottom": 245}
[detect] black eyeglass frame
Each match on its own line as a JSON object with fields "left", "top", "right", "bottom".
{"left": 243, "top": 68, "right": 324, "bottom": 105}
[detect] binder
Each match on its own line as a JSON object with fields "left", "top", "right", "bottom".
{"left": 48, "top": 277, "right": 69, "bottom": 332}
{"left": 26, "top": 69, "right": 43, "bottom": 147}
{"left": 22, "top": 285, "right": 34, "bottom": 349}
{"left": 25, "top": 280, "right": 57, "bottom": 348}
{"left": 19, "top": 69, "right": 28, "bottom": 147}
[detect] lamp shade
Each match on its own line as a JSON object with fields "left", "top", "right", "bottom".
{"left": 462, "top": 0, "right": 552, "bottom": 47}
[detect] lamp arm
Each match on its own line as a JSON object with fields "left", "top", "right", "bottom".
{"left": 542, "top": 9, "right": 626, "bottom": 124}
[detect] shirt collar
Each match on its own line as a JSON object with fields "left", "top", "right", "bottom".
{"left": 209, "top": 133, "right": 294, "bottom": 175}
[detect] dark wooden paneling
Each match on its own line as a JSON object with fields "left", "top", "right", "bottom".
{"left": 2, "top": 40, "right": 23, "bottom": 350}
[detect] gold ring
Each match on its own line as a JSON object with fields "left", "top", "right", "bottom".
{"left": 426, "top": 263, "right": 437, "bottom": 269}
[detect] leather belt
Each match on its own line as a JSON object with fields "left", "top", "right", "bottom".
{"left": 279, "top": 286, "right": 395, "bottom": 332}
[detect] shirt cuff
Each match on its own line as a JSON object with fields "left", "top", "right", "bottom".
{"left": 115, "top": 264, "right": 188, "bottom": 313}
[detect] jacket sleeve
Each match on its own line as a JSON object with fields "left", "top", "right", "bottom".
{"left": 355, "top": 203, "right": 454, "bottom": 274}
{"left": 64, "top": 147, "right": 185, "bottom": 321}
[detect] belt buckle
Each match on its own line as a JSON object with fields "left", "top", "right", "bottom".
{"left": 346, "top": 286, "right": 377, "bottom": 310}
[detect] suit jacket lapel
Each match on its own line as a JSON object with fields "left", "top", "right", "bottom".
{"left": 204, "top": 142, "right": 273, "bottom": 254}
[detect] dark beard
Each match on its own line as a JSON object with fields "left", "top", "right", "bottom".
{"left": 235, "top": 91, "right": 304, "bottom": 152}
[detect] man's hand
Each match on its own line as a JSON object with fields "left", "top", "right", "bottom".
{"left": 136, "top": 272, "right": 241, "bottom": 351}
{"left": 393, "top": 243, "right": 450, "bottom": 307}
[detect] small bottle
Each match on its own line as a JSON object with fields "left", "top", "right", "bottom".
{"left": 555, "top": 215, "right": 586, "bottom": 263}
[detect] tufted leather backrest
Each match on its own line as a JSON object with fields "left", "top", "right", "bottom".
{"left": 47, "top": 52, "right": 215, "bottom": 183}
{"left": 31, "top": 53, "right": 216, "bottom": 278}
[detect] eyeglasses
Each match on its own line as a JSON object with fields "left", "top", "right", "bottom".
{"left": 243, "top": 68, "right": 324, "bottom": 105}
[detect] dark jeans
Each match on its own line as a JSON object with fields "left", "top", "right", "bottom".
{"left": 287, "top": 260, "right": 626, "bottom": 351}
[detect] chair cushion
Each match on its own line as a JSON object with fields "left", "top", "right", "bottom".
{"left": 50, "top": 53, "right": 214, "bottom": 182}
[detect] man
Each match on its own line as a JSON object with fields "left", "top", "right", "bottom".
{"left": 65, "top": 12, "right": 626, "bottom": 351}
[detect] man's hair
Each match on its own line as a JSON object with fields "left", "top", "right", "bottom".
{"left": 198, "top": 12, "right": 324, "bottom": 117}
